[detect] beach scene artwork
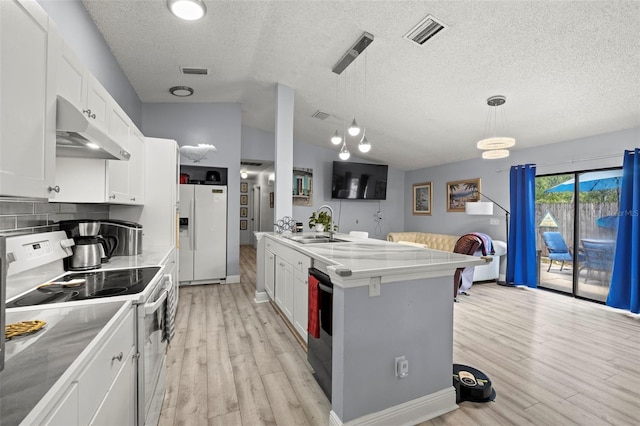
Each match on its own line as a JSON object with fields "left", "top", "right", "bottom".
{"left": 447, "top": 178, "right": 480, "bottom": 212}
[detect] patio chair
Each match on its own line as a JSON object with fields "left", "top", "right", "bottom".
{"left": 581, "top": 240, "right": 615, "bottom": 285}
{"left": 542, "top": 232, "right": 579, "bottom": 272}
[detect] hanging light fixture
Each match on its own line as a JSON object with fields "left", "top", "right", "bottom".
{"left": 179, "top": 143, "right": 216, "bottom": 162}
{"left": 240, "top": 169, "right": 248, "bottom": 179}
{"left": 348, "top": 118, "right": 361, "bottom": 137}
{"left": 477, "top": 95, "right": 515, "bottom": 158}
{"left": 358, "top": 50, "right": 371, "bottom": 153}
{"left": 167, "top": 0, "right": 207, "bottom": 21}
{"left": 331, "top": 130, "right": 343, "bottom": 145}
{"left": 339, "top": 142, "right": 351, "bottom": 160}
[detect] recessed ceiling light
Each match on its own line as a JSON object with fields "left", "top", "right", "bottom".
{"left": 169, "top": 86, "right": 194, "bottom": 97}
{"left": 167, "top": 0, "right": 207, "bottom": 21}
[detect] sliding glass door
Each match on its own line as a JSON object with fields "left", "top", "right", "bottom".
{"left": 536, "top": 169, "right": 620, "bottom": 302}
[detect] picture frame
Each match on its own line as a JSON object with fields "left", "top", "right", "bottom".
{"left": 240, "top": 219, "right": 247, "bottom": 230}
{"left": 240, "top": 194, "right": 248, "bottom": 205}
{"left": 412, "top": 182, "right": 432, "bottom": 215}
{"left": 446, "top": 178, "right": 481, "bottom": 212}
{"left": 240, "top": 182, "right": 248, "bottom": 193}
{"left": 240, "top": 207, "right": 248, "bottom": 218}
{"left": 269, "top": 192, "right": 274, "bottom": 208}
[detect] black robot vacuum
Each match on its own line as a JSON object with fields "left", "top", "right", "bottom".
{"left": 453, "top": 364, "right": 496, "bottom": 403}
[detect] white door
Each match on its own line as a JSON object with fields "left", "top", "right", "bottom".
{"left": 193, "top": 185, "right": 227, "bottom": 281}
{"left": 252, "top": 185, "right": 261, "bottom": 247}
{"left": 178, "top": 185, "right": 194, "bottom": 282}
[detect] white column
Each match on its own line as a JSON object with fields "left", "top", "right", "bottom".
{"left": 274, "top": 83, "right": 294, "bottom": 226}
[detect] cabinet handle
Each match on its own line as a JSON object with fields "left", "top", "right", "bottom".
{"left": 109, "top": 194, "right": 116, "bottom": 200}
{"left": 112, "top": 352, "right": 123, "bottom": 362}
{"left": 48, "top": 185, "right": 60, "bottom": 193}
{"left": 130, "top": 197, "right": 136, "bottom": 201}
{"left": 83, "top": 109, "right": 96, "bottom": 119}
{"left": 279, "top": 262, "right": 285, "bottom": 267}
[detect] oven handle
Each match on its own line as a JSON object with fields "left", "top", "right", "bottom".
{"left": 144, "top": 290, "right": 168, "bottom": 315}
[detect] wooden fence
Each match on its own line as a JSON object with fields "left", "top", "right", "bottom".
{"left": 536, "top": 203, "right": 618, "bottom": 255}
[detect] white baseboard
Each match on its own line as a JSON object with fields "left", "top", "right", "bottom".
{"left": 329, "top": 387, "right": 457, "bottom": 426}
{"left": 254, "top": 291, "right": 270, "bottom": 303}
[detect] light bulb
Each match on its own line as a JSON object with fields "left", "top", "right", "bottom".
{"left": 348, "top": 118, "right": 361, "bottom": 137}
{"left": 358, "top": 135, "right": 371, "bottom": 153}
{"left": 339, "top": 143, "right": 351, "bottom": 160}
{"left": 330, "top": 130, "right": 343, "bottom": 145}
{"left": 240, "top": 169, "right": 248, "bottom": 179}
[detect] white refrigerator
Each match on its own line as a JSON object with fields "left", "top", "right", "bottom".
{"left": 179, "top": 184, "right": 227, "bottom": 284}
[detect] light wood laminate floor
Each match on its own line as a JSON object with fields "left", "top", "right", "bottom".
{"left": 160, "top": 245, "right": 640, "bottom": 426}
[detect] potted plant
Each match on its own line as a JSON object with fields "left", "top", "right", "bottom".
{"left": 308, "top": 211, "right": 337, "bottom": 232}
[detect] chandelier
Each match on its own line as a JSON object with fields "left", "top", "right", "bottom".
{"left": 477, "top": 95, "right": 515, "bottom": 159}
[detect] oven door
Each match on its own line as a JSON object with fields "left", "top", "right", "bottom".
{"left": 137, "top": 272, "right": 170, "bottom": 426}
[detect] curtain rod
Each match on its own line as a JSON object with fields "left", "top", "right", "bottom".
{"left": 495, "top": 153, "right": 623, "bottom": 172}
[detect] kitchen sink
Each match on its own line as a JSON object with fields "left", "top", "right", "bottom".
{"left": 284, "top": 235, "right": 348, "bottom": 244}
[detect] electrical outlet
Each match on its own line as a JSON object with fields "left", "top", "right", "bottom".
{"left": 369, "top": 277, "right": 381, "bottom": 297}
{"left": 490, "top": 218, "right": 500, "bottom": 225}
{"left": 395, "top": 356, "right": 409, "bottom": 378}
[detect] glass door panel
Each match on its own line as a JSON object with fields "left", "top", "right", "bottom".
{"left": 536, "top": 174, "right": 575, "bottom": 294}
{"left": 576, "top": 171, "right": 619, "bottom": 301}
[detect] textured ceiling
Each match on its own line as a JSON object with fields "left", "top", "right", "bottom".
{"left": 82, "top": 0, "right": 640, "bottom": 171}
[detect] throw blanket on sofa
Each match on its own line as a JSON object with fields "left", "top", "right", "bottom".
{"left": 471, "top": 232, "right": 495, "bottom": 255}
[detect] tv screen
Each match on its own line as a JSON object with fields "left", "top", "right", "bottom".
{"left": 332, "top": 161, "right": 388, "bottom": 200}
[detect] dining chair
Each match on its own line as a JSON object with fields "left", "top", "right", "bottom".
{"left": 581, "top": 240, "right": 615, "bottom": 284}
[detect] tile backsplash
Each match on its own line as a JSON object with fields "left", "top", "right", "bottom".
{"left": 0, "top": 197, "right": 110, "bottom": 236}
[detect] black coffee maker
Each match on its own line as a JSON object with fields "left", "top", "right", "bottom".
{"left": 58, "top": 220, "right": 118, "bottom": 270}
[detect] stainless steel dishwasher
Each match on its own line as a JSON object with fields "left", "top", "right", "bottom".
{"left": 307, "top": 267, "right": 333, "bottom": 400}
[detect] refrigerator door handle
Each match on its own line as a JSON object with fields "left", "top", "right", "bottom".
{"left": 190, "top": 198, "right": 195, "bottom": 251}
{"left": 193, "top": 197, "right": 197, "bottom": 251}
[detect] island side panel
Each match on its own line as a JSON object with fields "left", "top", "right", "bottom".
{"left": 332, "top": 275, "right": 456, "bottom": 423}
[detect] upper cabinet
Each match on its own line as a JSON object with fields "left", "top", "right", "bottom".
{"left": 0, "top": 0, "right": 57, "bottom": 199}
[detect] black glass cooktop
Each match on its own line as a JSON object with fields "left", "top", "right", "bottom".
{"left": 7, "top": 267, "right": 161, "bottom": 308}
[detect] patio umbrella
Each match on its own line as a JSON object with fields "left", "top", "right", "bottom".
{"left": 545, "top": 170, "right": 623, "bottom": 193}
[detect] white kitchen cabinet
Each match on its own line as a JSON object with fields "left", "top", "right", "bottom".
{"left": 106, "top": 105, "right": 130, "bottom": 203}
{"left": 127, "top": 128, "right": 145, "bottom": 204}
{"left": 293, "top": 257, "right": 311, "bottom": 340}
{"left": 0, "top": 0, "right": 57, "bottom": 199}
{"left": 265, "top": 249, "right": 275, "bottom": 300}
{"left": 275, "top": 257, "right": 294, "bottom": 322}
{"left": 42, "top": 383, "right": 79, "bottom": 426}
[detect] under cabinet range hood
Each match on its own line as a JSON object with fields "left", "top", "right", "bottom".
{"left": 55, "top": 96, "right": 130, "bottom": 161}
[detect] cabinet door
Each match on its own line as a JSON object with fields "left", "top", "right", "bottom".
{"left": 106, "top": 105, "right": 130, "bottom": 202}
{"left": 293, "top": 267, "right": 309, "bottom": 341}
{"left": 275, "top": 258, "right": 294, "bottom": 322}
{"left": 57, "top": 41, "right": 86, "bottom": 112}
{"left": 265, "top": 249, "right": 275, "bottom": 300}
{"left": 84, "top": 73, "right": 110, "bottom": 132}
{"left": 128, "top": 129, "right": 145, "bottom": 204}
{"left": 0, "top": 0, "right": 55, "bottom": 198}
{"left": 89, "top": 347, "right": 136, "bottom": 426}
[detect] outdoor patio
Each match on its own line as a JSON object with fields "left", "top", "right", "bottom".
{"left": 539, "top": 258, "right": 611, "bottom": 302}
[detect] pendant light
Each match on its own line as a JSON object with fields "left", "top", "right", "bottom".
{"left": 339, "top": 142, "right": 351, "bottom": 160}
{"left": 358, "top": 51, "right": 371, "bottom": 153}
{"left": 348, "top": 118, "right": 361, "bottom": 137}
{"left": 477, "top": 95, "right": 515, "bottom": 159}
{"left": 331, "top": 130, "right": 343, "bottom": 145}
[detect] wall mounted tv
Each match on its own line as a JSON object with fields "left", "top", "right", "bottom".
{"left": 332, "top": 161, "right": 388, "bottom": 200}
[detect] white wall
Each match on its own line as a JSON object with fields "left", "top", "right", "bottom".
{"left": 141, "top": 103, "right": 242, "bottom": 277}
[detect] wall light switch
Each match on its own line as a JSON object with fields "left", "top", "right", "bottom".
{"left": 369, "top": 276, "right": 381, "bottom": 297}
{"left": 490, "top": 218, "right": 500, "bottom": 226}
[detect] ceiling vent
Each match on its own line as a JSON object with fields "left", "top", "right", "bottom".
{"left": 404, "top": 15, "right": 447, "bottom": 45}
{"left": 332, "top": 32, "right": 374, "bottom": 75}
{"left": 312, "top": 110, "right": 330, "bottom": 120}
{"left": 241, "top": 161, "right": 262, "bottom": 167}
{"left": 180, "top": 66, "right": 210, "bottom": 75}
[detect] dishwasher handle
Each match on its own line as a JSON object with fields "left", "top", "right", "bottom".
{"left": 318, "top": 283, "right": 333, "bottom": 294}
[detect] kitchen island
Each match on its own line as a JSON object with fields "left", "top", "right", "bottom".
{"left": 255, "top": 233, "right": 487, "bottom": 425}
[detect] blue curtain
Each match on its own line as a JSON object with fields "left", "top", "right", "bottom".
{"left": 607, "top": 149, "right": 640, "bottom": 313}
{"left": 507, "top": 164, "right": 537, "bottom": 287}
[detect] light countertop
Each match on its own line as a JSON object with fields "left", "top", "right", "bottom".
{"left": 261, "top": 233, "right": 487, "bottom": 283}
{"left": 0, "top": 300, "right": 131, "bottom": 425}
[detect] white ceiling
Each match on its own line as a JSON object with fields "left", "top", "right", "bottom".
{"left": 82, "top": 0, "right": 640, "bottom": 171}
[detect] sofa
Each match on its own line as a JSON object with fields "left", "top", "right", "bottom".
{"left": 386, "top": 232, "right": 507, "bottom": 282}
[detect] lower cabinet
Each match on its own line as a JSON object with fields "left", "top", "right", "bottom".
{"left": 266, "top": 238, "right": 311, "bottom": 342}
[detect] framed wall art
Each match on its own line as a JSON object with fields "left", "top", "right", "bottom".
{"left": 240, "top": 219, "right": 247, "bottom": 230}
{"left": 240, "top": 194, "right": 248, "bottom": 205}
{"left": 240, "top": 182, "right": 248, "bottom": 193}
{"left": 412, "top": 182, "right": 432, "bottom": 215}
{"left": 240, "top": 207, "right": 248, "bottom": 217}
{"left": 446, "top": 178, "right": 481, "bottom": 212}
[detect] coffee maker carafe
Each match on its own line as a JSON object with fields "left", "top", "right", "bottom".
{"left": 58, "top": 220, "right": 118, "bottom": 270}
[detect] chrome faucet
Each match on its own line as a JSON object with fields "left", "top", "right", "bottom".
{"left": 317, "top": 204, "right": 335, "bottom": 238}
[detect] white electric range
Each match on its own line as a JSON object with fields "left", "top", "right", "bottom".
{"left": 1, "top": 231, "right": 174, "bottom": 425}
